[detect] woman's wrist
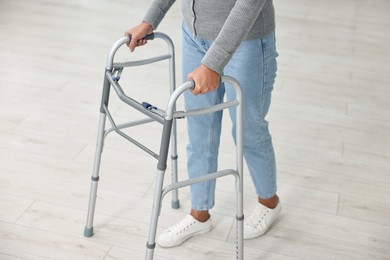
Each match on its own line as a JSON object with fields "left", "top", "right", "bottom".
{"left": 140, "top": 21, "right": 154, "bottom": 34}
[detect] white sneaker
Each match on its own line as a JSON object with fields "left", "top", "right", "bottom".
{"left": 157, "top": 214, "right": 212, "bottom": 248}
{"left": 244, "top": 202, "right": 281, "bottom": 239}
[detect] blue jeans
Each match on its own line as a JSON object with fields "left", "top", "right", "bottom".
{"left": 182, "top": 23, "right": 278, "bottom": 211}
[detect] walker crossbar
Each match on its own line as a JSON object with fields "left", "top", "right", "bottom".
{"left": 174, "top": 100, "right": 239, "bottom": 119}
{"left": 83, "top": 32, "right": 244, "bottom": 260}
{"left": 113, "top": 54, "right": 172, "bottom": 69}
{"left": 161, "top": 169, "right": 239, "bottom": 200}
{"left": 104, "top": 118, "right": 155, "bottom": 139}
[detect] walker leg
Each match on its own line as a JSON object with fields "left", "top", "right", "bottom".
{"left": 84, "top": 73, "right": 111, "bottom": 237}
{"left": 145, "top": 120, "right": 173, "bottom": 260}
{"left": 167, "top": 48, "right": 179, "bottom": 209}
{"left": 170, "top": 119, "right": 180, "bottom": 209}
{"left": 235, "top": 79, "right": 244, "bottom": 260}
{"left": 236, "top": 178, "right": 244, "bottom": 260}
{"left": 145, "top": 169, "right": 165, "bottom": 260}
{"left": 84, "top": 113, "right": 106, "bottom": 237}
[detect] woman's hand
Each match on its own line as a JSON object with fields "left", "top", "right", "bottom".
{"left": 124, "top": 22, "right": 154, "bottom": 52}
{"left": 188, "top": 65, "right": 221, "bottom": 95}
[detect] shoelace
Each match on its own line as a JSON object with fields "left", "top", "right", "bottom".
{"left": 245, "top": 205, "right": 270, "bottom": 228}
{"left": 169, "top": 216, "right": 196, "bottom": 235}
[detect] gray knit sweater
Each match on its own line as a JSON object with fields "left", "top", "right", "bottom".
{"left": 143, "top": 0, "right": 275, "bottom": 74}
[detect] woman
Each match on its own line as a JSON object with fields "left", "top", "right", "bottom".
{"left": 125, "top": 0, "right": 280, "bottom": 248}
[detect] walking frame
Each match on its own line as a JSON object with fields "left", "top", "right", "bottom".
{"left": 83, "top": 32, "right": 244, "bottom": 260}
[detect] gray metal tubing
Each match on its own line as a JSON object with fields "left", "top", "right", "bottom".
{"left": 170, "top": 153, "right": 180, "bottom": 209}
{"left": 113, "top": 54, "right": 172, "bottom": 69}
{"left": 104, "top": 118, "right": 155, "bottom": 139}
{"left": 232, "top": 74, "right": 244, "bottom": 260}
{"left": 84, "top": 113, "right": 107, "bottom": 235}
{"left": 164, "top": 80, "right": 194, "bottom": 120}
{"left": 156, "top": 120, "right": 173, "bottom": 171}
{"left": 99, "top": 72, "right": 111, "bottom": 113}
{"left": 145, "top": 119, "right": 173, "bottom": 260}
{"left": 106, "top": 37, "right": 128, "bottom": 70}
{"left": 174, "top": 100, "right": 239, "bottom": 119}
{"left": 105, "top": 33, "right": 176, "bottom": 124}
{"left": 107, "top": 31, "right": 181, "bottom": 206}
{"left": 145, "top": 169, "right": 165, "bottom": 260}
{"left": 166, "top": 75, "right": 242, "bottom": 120}
{"left": 109, "top": 31, "right": 180, "bottom": 208}
{"left": 161, "top": 169, "right": 239, "bottom": 200}
{"left": 106, "top": 32, "right": 175, "bottom": 70}
{"left": 103, "top": 105, "right": 159, "bottom": 160}
{"left": 107, "top": 72, "right": 165, "bottom": 124}
{"left": 166, "top": 33, "right": 179, "bottom": 208}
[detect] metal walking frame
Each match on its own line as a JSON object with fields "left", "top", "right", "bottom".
{"left": 83, "top": 32, "right": 244, "bottom": 260}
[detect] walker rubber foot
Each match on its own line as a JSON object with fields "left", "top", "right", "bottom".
{"left": 84, "top": 226, "right": 94, "bottom": 237}
{"left": 171, "top": 200, "right": 180, "bottom": 209}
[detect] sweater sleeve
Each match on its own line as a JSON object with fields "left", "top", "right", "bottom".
{"left": 202, "top": 0, "right": 267, "bottom": 74}
{"left": 143, "top": 0, "right": 176, "bottom": 29}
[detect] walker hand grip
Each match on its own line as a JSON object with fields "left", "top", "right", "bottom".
{"left": 144, "top": 33, "right": 155, "bottom": 41}
{"left": 189, "top": 79, "right": 195, "bottom": 90}
{"left": 125, "top": 33, "right": 155, "bottom": 44}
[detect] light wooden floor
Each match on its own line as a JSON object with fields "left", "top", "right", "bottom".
{"left": 1, "top": 0, "right": 389, "bottom": 259}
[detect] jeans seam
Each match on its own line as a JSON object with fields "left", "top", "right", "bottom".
{"left": 202, "top": 93, "right": 220, "bottom": 209}
{"left": 261, "top": 38, "right": 276, "bottom": 182}
{"left": 203, "top": 112, "right": 214, "bottom": 208}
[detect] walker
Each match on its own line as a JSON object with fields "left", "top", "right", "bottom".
{"left": 83, "top": 32, "right": 244, "bottom": 260}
